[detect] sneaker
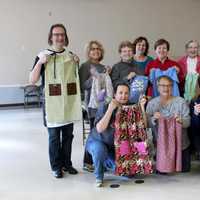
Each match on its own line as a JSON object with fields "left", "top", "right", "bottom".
{"left": 63, "top": 166, "right": 78, "bottom": 175}
{"left": 96, "top": 179, "right": 103, "bottom": 187}
{"left": 83, "top": 164, "right": 94, "bottom": 173}
{"left": 52, "top": 170, "right": 63, "bottom": 178}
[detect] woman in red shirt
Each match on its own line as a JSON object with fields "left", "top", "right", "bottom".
{"left": 145, "top": 39, "right": 184, "bottom": 96}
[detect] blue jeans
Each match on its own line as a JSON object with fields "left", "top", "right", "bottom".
{"left": 48, "top": 123, "right": 74, "bottom": 171}
{"left": 86, "top": 136, "right": 115, "bottom": 180}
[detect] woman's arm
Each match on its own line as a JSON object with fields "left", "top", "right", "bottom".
{"left": 139, "top": 96, "right": 148, "bottom": 128}
{"left": 29, "top": 55, "right": 47, "bottom": 84}
{"left": 96, "top": 99, "right": 119, "bottom": 133}
{"left": 146, "top": 100, "right": 160, "bottom": 127}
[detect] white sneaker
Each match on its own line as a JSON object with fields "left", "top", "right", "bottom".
{"left": 96, "top": 179, "right": 103, "bottom": 187}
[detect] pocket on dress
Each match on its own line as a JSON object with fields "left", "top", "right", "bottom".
{"left": 67, "top": 82, "right": 77, "bottom": 95}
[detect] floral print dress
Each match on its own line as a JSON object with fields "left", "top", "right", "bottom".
{"left": 114, "top": 105, "right": 153, "bottom": 176}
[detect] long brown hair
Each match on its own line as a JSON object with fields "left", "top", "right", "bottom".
{"left": 48, "top": 24, "right": 69, "bottom": 46}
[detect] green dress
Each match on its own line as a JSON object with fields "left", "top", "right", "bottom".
{"left": 44, "top": 49, "right": 82, "bottom": 124}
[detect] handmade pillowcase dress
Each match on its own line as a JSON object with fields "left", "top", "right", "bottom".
{"left": 41, "top": 48, "right": 82, "bottom": 125}
{"left": 114, "top": 104, "right": 153, "bottom": 176}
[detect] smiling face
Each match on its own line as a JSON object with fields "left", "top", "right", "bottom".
{"left": 51, "top": 26, "right": 66, "bottom": 49}
{"left": 155, "top": 43, "right": 169, "bottom": 61}
{"left": 88, "top": 43, "right": 102, "bottom": 62}
{"left": 120, "top": 46, "right": 133, "bottom": 62}
{"left": 186, "top": 41, "right": 199, "bottom": 58}
{"left": 135, "top": 40, "right": 147, "bottom": 56}
{"left": 114, "top": 85, "right": 129, "bottom": 105}
{"left": 157, "top": 77, "right": 173, "bottom": 97}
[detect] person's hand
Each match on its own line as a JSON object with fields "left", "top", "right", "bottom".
{"left": 38, "top": 54, "right": 49, "bottom": 65}
{"left": 108, "top": 99, "right": 120, "bottom": 112}
{"left": 90, "top": 67, "right": 99, "bottom": 78}
{"left": 127, "top": 72, "right": 136, "bottom": 80}
{"left": 153, "top": 112, "right": 161, "bottom": 120}
{"left": 174, "top": 113, "right": 182, "bottom": 123}
{"left": 174, "top": 66, "right": 180, "bottom": 73}
{"left": 72, "top": 54, "right": 80, "bottom": 64}
{"left": 105, "top": 66, "right": 112, "bottom": 74}
{"left": 194, "top": 103, "right": 200, "bottom": 115}
{"left": 149, "top": 68, "right": 155, "bottom": 74}
{"left": 139, "top": 95, "right": 147, "bottom": 110}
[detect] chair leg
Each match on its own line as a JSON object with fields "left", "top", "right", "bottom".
{"left": 26, "top": 97, "right": 28, "bottom": 108}
{"left": 82, "top": 119, "right": 85, "bottom": 146}
{"left": 24, "top": 96, "right": 27, "bottom": 108}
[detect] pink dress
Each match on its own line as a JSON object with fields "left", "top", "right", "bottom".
{"left": 156, "top": 117, "right": 182, "bottom": 173}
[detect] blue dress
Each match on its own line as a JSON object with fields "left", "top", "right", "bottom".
{"left": 129, "top": 75, "right": 149, "bottom": 103}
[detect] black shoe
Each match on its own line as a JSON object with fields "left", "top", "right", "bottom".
{"left": 63, "top": 166, "right": 78, "bottom": 175}
{"left": 156, "top": 170, "right": 168, "bottom": 175}
{"left": 52, "top": 170, "right": 63, "bottom": 178}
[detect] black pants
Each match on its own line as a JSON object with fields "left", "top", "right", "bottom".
{"left": 48, "top": 123, "right": 74, "bottom": 171}
{"left": 182, "top": 147, "right": 191, "bottom": 172}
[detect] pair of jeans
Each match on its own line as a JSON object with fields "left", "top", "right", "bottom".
{"left": 48, "top": 123, "right": 74, "bottom": 171}
{"left": 86, "top": 136, "right": 115, "bottom": 180}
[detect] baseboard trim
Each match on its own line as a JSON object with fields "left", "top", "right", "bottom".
{"left": 0, "top": 102, "right": 41, "bottom": 107}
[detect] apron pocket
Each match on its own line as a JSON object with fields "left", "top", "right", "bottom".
{"left": 67, "top": 82, "right": 77, "bottom": 95}
{"left": 49, "top": 84, "right": 61, "bottom": 96}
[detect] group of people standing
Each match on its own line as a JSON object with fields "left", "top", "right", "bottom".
{"left": 30, "top": 23, "right": 200, "bottom": 187}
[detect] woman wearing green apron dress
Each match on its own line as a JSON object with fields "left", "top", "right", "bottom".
{"left": 30, "top": 24, "right": 82, "bottom": 178}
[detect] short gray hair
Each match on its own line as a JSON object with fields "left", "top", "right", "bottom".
{"left": 157, "top": 76, "right": 173, "bottom": 85}
{"left": 185, "top": 40, "right": 199, "bottom": 49}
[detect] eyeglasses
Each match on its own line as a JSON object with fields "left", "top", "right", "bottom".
{"left": 90, "top": 47, "right": 101, "bottom": 51}
{"left": 52, "top": 33, "right": 65, "bottom": 37}
{"left": 158, "top": 84, "right": 172, "bottom": 88}
{"left": 187, "top": 46, "right": 199, "bottom": 50}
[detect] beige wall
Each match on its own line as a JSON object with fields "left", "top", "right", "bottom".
{"left": 0, "top": 0, "right": 200, "bottom": 85}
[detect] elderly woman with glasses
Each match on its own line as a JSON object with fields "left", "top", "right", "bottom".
{"left": 79, "top": 40, "right": 110, "bottom": 128}
{"left": 111, "top": 41, "right": 142, "bottom": 88}
{"left": 178, "top": 40, "right": 200, "bottom": 102}
{"left": 146, "top": 76, "right": 191, "bottom": 173}
{"left": 79, "top": 41, "right": 112, "bottom": 172}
